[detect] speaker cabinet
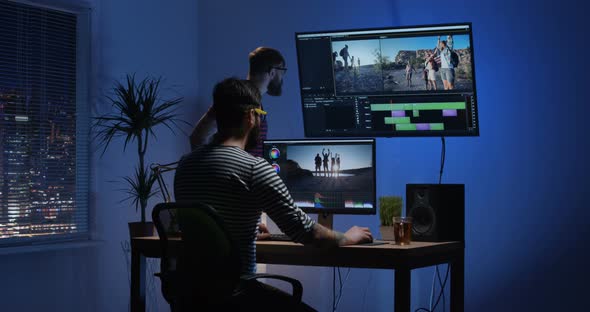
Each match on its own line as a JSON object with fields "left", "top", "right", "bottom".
{"left": 406, "top": 184, "right": 464, "bottom": 242}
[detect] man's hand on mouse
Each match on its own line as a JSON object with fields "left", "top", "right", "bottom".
{"left": 342, "top": 226, "right": 373, "bottom": 245}
{"left": 257, "top": 222, "right": 271, "bottom": 240}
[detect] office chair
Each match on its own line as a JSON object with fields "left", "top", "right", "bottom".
{"left": 152, "top": 202, "right": 303, "bottom": 311}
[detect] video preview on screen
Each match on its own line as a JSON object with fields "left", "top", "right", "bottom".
{"left": 295, "top": 23, "right": 479, "bottom": 137}
{"left": 263, "top": 139, "right": 375, "bottom": 214}
{"left": 331, "top": 34, "right": 473, "bottom": 94}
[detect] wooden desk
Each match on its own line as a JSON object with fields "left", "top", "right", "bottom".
{"left": 131, "top": 237, "right": 464, "bottom": 312}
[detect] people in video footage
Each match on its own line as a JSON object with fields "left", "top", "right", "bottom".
{"left": 277, "top": 145, "right": 373, "bottom": 209}
{"left": 331, "top": 34, "right": 473, "bottom": 94}
{"left": 314, "top": 153, "right": 322, "bottom": 175}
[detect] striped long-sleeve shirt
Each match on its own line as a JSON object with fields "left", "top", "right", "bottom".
{"left": 190, "top": 113, "right": 267, "bottom": 157}
{"left": 174, "top": 144, "right": 315, "bottom": 274}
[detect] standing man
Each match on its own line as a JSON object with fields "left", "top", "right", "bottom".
{"left": 189, "top": 47, "right": 287, "bottom": 157}
{"left": 314, "top": 153, "right": 322, "bottom": 175}
{"left": 434, "top": 35, "right": 455, "bottom": 90}
{"left": 175, "top": 78, "right": 372, "bottom": 310}
{"left": 322, "top": 148, "right": 331, "bottom": 177}
{"left": 339, "top": 44, "right": 350, "bottom": 70}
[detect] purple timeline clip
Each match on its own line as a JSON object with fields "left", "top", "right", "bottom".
{"left": 442, "top": 109, "right": 457, "bottom": 117}
{"left": 416, "top": 124, "right": 430, "bottom": 131}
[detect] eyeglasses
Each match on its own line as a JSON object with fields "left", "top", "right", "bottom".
{"left": 253, "top": 107, "right": 267, "bottom": 122}
{"left": 272, "top": 66, "right": 288, "bottom": 72}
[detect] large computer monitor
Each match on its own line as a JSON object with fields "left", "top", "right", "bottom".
{"left": 295, "top": 23, "right": 479, "bottom": 137}
{"left": 263, "top": 139, "right": 376, "bottom": 228}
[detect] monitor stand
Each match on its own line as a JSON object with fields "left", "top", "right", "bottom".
{"left": 318, "top": 213, "right": 333, "bottom": 230}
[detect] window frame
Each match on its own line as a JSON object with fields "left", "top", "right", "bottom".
{"left": 0, "top": 0, "right": 92, "bottom": 248}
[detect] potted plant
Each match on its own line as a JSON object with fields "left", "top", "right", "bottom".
{"left": 379, "top": 196, "right": 402, "bottom": 241}
{"left": 94, "top": 74, "right": 185, "bottom": 237}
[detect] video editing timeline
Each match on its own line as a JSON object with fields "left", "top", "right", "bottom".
{"left": 370, "top": 95, "right": 477, "bottom": 132}
{"left": 290, "top": 192, "right": 373, "bottom": 209}
{"left": 295, "top": 23, "right": 479, "bottom": 137}
{"left": 263, "top": 139, "right": 376, "bottom": 214}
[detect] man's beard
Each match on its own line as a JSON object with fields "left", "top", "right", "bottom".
{"left": 246, "top": 120, "right": 261, "bottom": 151}
{"left": 266, "top": 76, "right": 283, "bottom": 96}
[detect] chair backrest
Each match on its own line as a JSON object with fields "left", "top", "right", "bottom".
{"left": 152, "top": 203, "right": 181, "bottom": 274}
{"left": 152, "top": 202, "right": 242, "bottom": 309}
{"left": 152, "top": 203, "right": 182, "bottom": 305}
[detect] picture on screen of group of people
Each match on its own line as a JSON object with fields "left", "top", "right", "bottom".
{"left": 275, "top": 144, "right": 374, "bottom": 210}
{"left": 331, "top": 34, "right": 473, "bottom": 94}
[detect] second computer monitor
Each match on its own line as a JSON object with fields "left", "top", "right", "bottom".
{"left": 295, "top": 23, "right": 479, "bottom": 137}
{"left": 263, "top": 139, "right": 376, "bottom": 215}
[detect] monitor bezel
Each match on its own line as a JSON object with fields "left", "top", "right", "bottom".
{"left": 294, "top": 22, "right": 479, "bottom": 138}
{"left": 263, "top": 138, "right": 377, "bottom": 215}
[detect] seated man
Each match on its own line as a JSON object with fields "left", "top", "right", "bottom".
{"left": 174, "top": 78, "right": 373, "bottom": 310}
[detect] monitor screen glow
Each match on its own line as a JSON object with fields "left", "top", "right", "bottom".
{"left": 263, "top": 139, "right": 376, "bottom": 215}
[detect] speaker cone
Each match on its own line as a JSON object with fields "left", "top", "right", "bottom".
{"left": 409, "top": 205, "right": 436, "bottom": 235}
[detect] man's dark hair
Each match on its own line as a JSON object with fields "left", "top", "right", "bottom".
{"left": 248, "top": 47, "right": 285, "bottom": 76}
{"left": 213, "top": 78, "right": 261, "bottom": 138}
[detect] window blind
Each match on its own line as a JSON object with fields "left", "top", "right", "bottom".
{"left": 0, "top": 0, "right": 89, "bottom": 246}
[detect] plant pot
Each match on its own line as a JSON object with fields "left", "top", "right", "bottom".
{"left": 379, "top": 226, "right": 395, "bottom": 241}
{"left": 128, "top": 221, "right": 156, "bottom": 238}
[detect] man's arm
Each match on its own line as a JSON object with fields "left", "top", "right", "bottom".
{"left": 253, "top": 160, "right": 372, "bottom": 246}
{"left": 308, "top": 223, "right": 372, "bottom": 247}
{"left": 447, "top": 35, "right": 454, "bottom": 50}
{"left": 434, "top": 36, "right": 441, "bottom": 55}
{"left": 189, "top": 106, "right": 216, "bottom": 149}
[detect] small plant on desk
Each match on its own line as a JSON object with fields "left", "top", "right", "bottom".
{"left": 379, "top": 196, "right": 402, "bottom": 241}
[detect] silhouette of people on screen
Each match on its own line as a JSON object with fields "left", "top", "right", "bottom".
{"left": 332, "top": 51, "right": 338, "bottom": 64}
{"left": 330, "top": 153, "right": 336, "bottom": 177}
{"left": 322, "top": 148, "right": 330, "bottom": 177}
{"left": 335, "top": 153, "right": 341, "bottom": 177}
{"left": 314, "top": 153, "right": 322, "bottom": 175}
{"left": 350, "top": 55, "right": 355, "bottom": 70}
{"left": 340, "top": 45, "right": 349, "bottom": 70}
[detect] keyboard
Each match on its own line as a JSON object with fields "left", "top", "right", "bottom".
{"left": 265, "top": 234, "right": 386, "bottom": 245}
{"left": 268, "top": 233, "right": 292, "bottom": 241}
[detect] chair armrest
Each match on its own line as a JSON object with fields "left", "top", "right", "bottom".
{"left": 240, "top": 273, "right": 303, "bottom": 302}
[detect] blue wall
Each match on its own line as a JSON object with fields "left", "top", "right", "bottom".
{"left": 1, "top": 0, "right": 587, "bottom": 311}
{"left": 92, "top": 0, "right": 199, "bottom": 311}
{"left": 197, "top": 0, "right": 589, "bottom": 311}
{"left": 390, "top": 0, "right": 588, "bottom": 310}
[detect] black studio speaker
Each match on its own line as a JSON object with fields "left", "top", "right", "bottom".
{"left": 406, "top": 184, "right": 465, "bottom": 242}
